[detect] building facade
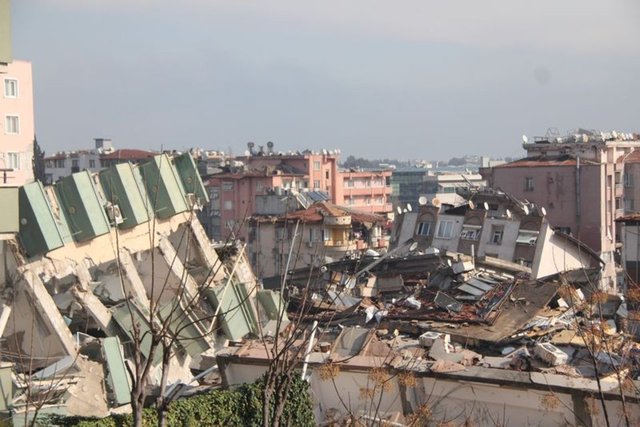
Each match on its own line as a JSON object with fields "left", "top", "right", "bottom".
{"left": 248, "top": 202, "right": 387, "bottom": 279}
{"left": 1, "top": 61, "right": 34, "bottom": 186}
{"left": 335, "top": 169, "right": 393, "bottom": 215}
{"left": 482, "top": 130, "right": 640, "bottom": 290}
{"left": 392, "top": 189, "right": 602, "bottom": 280}
{"left": 44, "top": 139, "right": 155, "bottom": 184}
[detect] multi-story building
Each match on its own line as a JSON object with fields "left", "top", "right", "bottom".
{"left": 248, "top": 201, "right": 387, "bottom": 279}
{"left": 44, "top": 138, "right": 155, "bottom": 184}
{"left": 0, "top": 2, "right": 34, "bottom": 186}
{"left": 203, "top": 145, "right": 338, "bottom": 242}
{"left": 481, "top": 129, "right": 640, "bottom": 290}
{"left": 390, "top": 167, "right": 430, "bottom": 208}
{"left": 392, "top": 189, "right": 602, "bottom": 280}
{"left": 335, "top": 169, "right": 393, "bottom": 215}
{"left": 421, "top": 171, "right": 485, "bottom": 207}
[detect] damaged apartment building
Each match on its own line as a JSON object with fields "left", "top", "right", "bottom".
{"left": 0, "top": 153, "right": 283, "bottom": 424}
{"left": 391, "top": 188, "right": 603, "bottom": 280}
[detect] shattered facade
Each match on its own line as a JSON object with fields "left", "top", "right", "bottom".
{"left": 0, "top": 153, "right": 278, "bottom": 424}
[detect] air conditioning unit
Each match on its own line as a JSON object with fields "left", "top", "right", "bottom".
{"left": 105, "top": 202, "right": 124, "bottom": 225}
{"left": 534, "top": 342, "right": 568, "bottom": 366}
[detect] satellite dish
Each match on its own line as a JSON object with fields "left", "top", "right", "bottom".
{"left": 522, "top": 135, "right": 528, "bottom": 144}
{"left": 406, "top": 203, "right": 412, "bottom": 212}
{"left": 403, "top": 208, "right": 408, "bottom": 213}
{"left": 541, "top": 207, "right": 547, "bottom": 216}
{"left": 418, "top": 196, "right": 428, "bottom": 206}
{"left": 397, "top": 206, "right": 403, "bottom": 215}
{"left": 409, "top": 242, "right": 418, "bottom": 252}
{"left": 446, "top": 259, "right": 452, "bottom": 267}
{"left": 506, "top": 209, "right": 512, "bottom": 219}
{"left": 468, "top": 200, "right": 475, "bottom": 210}
{"left": 432, "top": 198, "right": 441, "bottom": 207}
{"left": 523, "top": 205, "right": 530, "bottom": 215}
{"left": 483, "top": 202, "right": 489, "bottom": 210}
{"left": 320, "top": 265, "right": 328, "bottom": 273}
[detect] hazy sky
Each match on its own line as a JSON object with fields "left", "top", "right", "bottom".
{"left": 11, "top": 1, "right": 640, "bottom": 160}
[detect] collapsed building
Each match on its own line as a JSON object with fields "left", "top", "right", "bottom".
{"left": 0, "top": 153, "right": 282, "bottom": 425}
{"left": 219, "top": 252, "right": 640, "bottom": 426}
{"left": 1, "top": 153, "right": 639, "bottom": 426}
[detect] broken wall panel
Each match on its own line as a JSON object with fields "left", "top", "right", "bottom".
{"left": 99, "top": 163, "right": 150, "bottom": 229}
{"left": 18, "top": 181, "right": 68, "bottom": 257}
{"left": 205, "top": 281, "right": 257, "bottom": 341}
{"left": 137, "top": 154, "right": 188, "bottom": 219}
{"left": 54, "top": 171, "right": 111, "bottom": 242}
{"left": 173, "top": 153, "right": 209, "bottom": 206}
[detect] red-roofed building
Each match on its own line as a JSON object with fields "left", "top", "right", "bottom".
{"left": 247, "top": 201, "right": 388, "bottom": 279}
{"left": 482, "top": 130, "right": 640, "bottom": 290}
{"left": 44, "top": 139, "right": 157, "bottom": 183}
{"left": 100, "top": 149, "right": 155, "bottom": 168}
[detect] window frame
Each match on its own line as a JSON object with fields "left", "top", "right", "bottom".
{"left": 436, "top": 220, "right": 454, "bottom": 239}
{"left": 416, "top": 222, "right": 432, "bottom": 236}
{"left": 524, "top": 177, "right": 534, "bottom": 192}
{"left": 3, "top": 78, "right": 18, "bottom": 98}
{"left": 4, "top": 115, "right": 19, "bottom": 134}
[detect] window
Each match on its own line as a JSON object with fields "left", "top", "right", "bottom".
{"left": 222, "top": 182, "right": 234, "bottom": 191}
{"left": 309, "top": 228, "right": 319, "bottom": 242}
{"left": 625, "top": 173, "right": 634, "bottom": 188}
{"left": 89, "top": 159, "right": 96, "bottom": 168}
{"left": 4, "top": 115, "right": 19, "bottom": 134}
{"left": 556, "top": 226, "right": 571, "bottom": 235}
{"left": 223, "top": 200, "right": 233, "bottom": 210}
{"left": 516, "top": 230, "right": 539, "bottom": 245}
{"left": 625, "top": 198, "right": 635, "bottom": 211}
{"left": 615, "top": 197, "right": 621, "bottom": 210}
{"left": 256, "top": 181, "right": 263, "bottom": 191}
{"left": 6, "top": 152, "right": 20, "bottom": 170}
{"left": 460, "top": 225, "right": 481, "bottom": 240}
{"left": 524, "top": 177, "right": 534, "bottom": 191}
{"left": 436, "top": 220, "right": 454, "bottom": 239}
{"left": 314, "top": 161, "right": 321, "bottom": 170}
{"left": 490, "top": 225, "right": 504, "bottom": 244}
{"left": 325, "top": 171, "right": 330, "bottom": 179}
{"left": 72, "top": 159, "right": 79, "bottom": 168}
{"left": 3, "top": 79, "right": 17, "bottom": 98}
{"left": 322, "top": 229, "right": 331, "bottom": 241}
{"left": 347, "top": 180, "right": 354, "bottom": 188}
{"left": 313, "top": 180, "right": 320, "bottom": 189}
{"left": 416, "top": 222, "right": 431, "bottom": 236}
{"left": 615, "top": 171, "right": 622, "bottom": 185}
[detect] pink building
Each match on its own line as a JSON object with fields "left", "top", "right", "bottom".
{"left": 0, "top": 60, "right": 34, "bottom": 186}
{"left": 335, "top": 169, "right": 393, "bottom": 215}
{"left": 483, "top": 130, "right": 640, "bottom": 290}
{"left": 205, "top": 151, "right": 338, "bottom": 242}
